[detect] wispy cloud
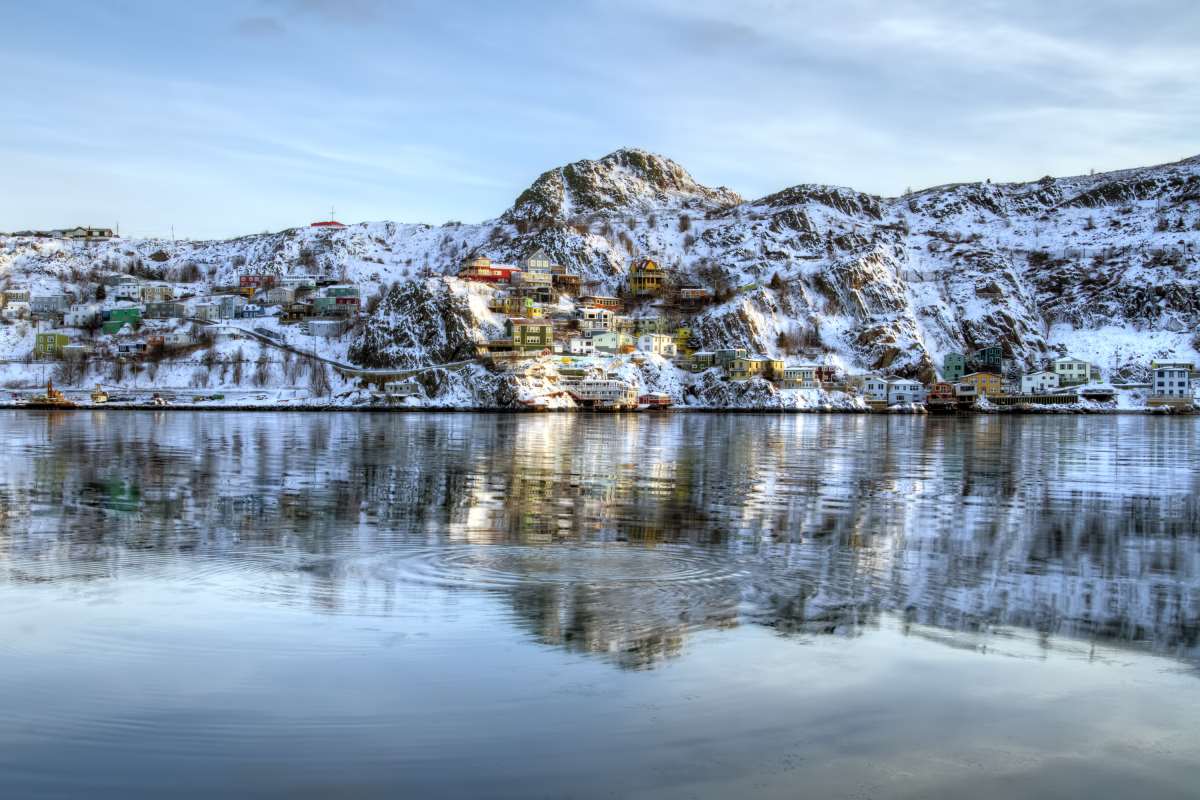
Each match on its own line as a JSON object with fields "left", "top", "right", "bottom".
{"left": 233, "top": 16, "right": 287, "bottom": 37}
{"left": 0, "top": 0, "right": 1196, "bottom": 237}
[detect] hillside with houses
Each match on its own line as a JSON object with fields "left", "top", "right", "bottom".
{"left": 0, "top": 148, "right": 1198, "bottom": 410}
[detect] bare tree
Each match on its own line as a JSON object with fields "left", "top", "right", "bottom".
{"left": 307, "top": 357, "right": 331, "bottom": 398}
{"left": 254, "top": 352, "right": 270, "bottom": 387}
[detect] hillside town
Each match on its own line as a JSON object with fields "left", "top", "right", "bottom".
{"left": 2, "top": 222, "right": 1196, "bottom": 412}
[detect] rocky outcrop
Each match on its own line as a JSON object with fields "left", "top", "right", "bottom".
{"left": 347, "top": 279, "right": 481, "bottom": 369}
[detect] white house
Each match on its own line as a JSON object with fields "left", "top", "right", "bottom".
{"left": 886, "top": 378, "right": 926, "bottom": 405}
{"left": 163, "top": 332, "right": 194, "bottom": 348}
{"left": 863, "top": 375, "right": 890, "bottom": 402}
{"left": 579, "top": 307, "right": 614, "bottom": 334}
{"left": 572, "top": 378, "right": 639, "bottom": 407}
{"left": 2, "top": 301, "right": 30, "bottom": 320}
{"left": 637, "top": 333, "right": 677, "bottom": 357}
{"left": 1053, "top": 357, "right": 1099, "bottom": 386}
{"left": 113, "top": 276, "right": 141, "bottom": 303}
{"left": 1020, "top": 370, "right": 1061, "bottom": 394}
{"left": 593, "top": 331, "right": 633, "bottom": 353}
{"left": 64, "top": 303, "right": 100, "bottom": 327}
{"left": 781, "top": 364, "right": 819, "bottom": 389}
{"left": 140, "top": 284, "right": 173, "bottom": 304}
{"left": 1151, "top": 361, "right": 1193, "bottom": 398}
{"left": 193, "top": 302, "right": 219, "bottom": 321}
{"left": 568, "top": 336, "right": 595, "bottom": 356}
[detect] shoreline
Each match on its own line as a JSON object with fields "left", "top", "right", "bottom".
{"left": 0, "top": 403, "right": 1186, "bottom": 415}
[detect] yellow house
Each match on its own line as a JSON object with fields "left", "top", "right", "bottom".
{"left": 729, "top": 355, "right": 785, "bottom": 381}
{"left": 959, "top": 371, "right": 1004, "bottom": 397}
{"left": 673, "top": 327, "right": 692, "bottom": 356}
{"left": 628, "top": 258, "right": 665, "bottom": 296}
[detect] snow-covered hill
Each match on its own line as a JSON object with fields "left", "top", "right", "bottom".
{"left": 2, "top": 147, "right": 1198, "bottom": 395}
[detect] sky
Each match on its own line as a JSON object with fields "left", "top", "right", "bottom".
{"left": 2, "top": 0, "right": 1197, "bottom": 239}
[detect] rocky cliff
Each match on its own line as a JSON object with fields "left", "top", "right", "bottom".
{"left": 3, "top": 147, "right": 1199, "bottom": 388}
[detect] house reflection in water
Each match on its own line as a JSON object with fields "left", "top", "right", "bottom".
{"left": 0, "top": 410, "right": 1197, "bottom": 669}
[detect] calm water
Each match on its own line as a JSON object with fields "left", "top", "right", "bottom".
{"left": 0, "top": 411, "right": 1197, "bottom": 799}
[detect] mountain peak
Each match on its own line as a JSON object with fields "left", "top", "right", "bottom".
{"left": 506, "top": 148, "right": 742, "bottom": 221}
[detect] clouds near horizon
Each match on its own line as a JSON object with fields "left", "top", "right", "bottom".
{"left": 1, "top": 0, "right": 1196, "bottom": 238}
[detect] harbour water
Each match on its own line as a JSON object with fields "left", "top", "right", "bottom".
{"left": 0, "top": 411, "right": 1197, "bottom": 798}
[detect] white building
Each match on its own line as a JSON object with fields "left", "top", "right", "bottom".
{"left": 1151, "top": 361, "right": 1193, "bottom": 398}
{"left": 782, "top": 364, "right": 819, "bottom": 389}
{"left": 1020, "top": 370, "right": 1060, "bottom": 394}
{"left": 572, "top": 378, "right": 639, "bottom": 408}
{"left": 384, "top": 379, "right": 421, "bottom": 399}
{"left": 886, "top": 378, "right": 926, "bottom": 405}
{"left": 579, "top": 307, "right": 614, "bottom": 334}
{"left": 593, "top": 331, "right": 633, "bottom": 353}
{"left": 568, "top": 337, "right": 595, "bottom": 356}
{"left": 193, "top": 302, "right": 219, "bottom": 321}
{"left": 163, "top": 332, "right": 194, "bottom": 348}
{"left": 637, "top": 333, "right": 677, "bottom": 357}
{"left": 1052, "top": 357, "right": 1099, "bottom": 386}
{"left": 64, "top": 303, "right": 100, "bottom": 327}
{"left": 113, "top": 277, "right": 141, "bottom": 303}
{"left": 863, "top": 375, "right": 890, "bottom": 402}
{"left": 2, "top": 301, "right": 30, "bottom": 320}
{"left": 280, "top": 275, "right": 319, "bottom": 289}
{"left": 303, "top": 319, "right": 346, "bottom": 337}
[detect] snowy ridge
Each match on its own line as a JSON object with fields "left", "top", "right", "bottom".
{"left": 1, "top": 148, "right": 1199, "bottom": 407}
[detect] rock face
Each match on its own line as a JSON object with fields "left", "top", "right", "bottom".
{"left": 506, "top": 148, "right": 742, "bottom": 222}
{"left": 3, "top": 148, "right": 1199, "bottom": 387}
{"left": 347, "top": 279, "right": 481, "bottom": 369}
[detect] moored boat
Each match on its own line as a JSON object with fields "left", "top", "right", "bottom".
{"left": 25, "top": 380, "right": 76, "bottom": 409}
{"left": 638, "top": 392, "right": 672, "bottom": 410}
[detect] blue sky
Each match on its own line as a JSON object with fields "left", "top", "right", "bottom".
{"left": 2, "top": 0, "right": 1196, "bottom": 239}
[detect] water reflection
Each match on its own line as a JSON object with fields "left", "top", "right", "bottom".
{"left": 0, "top": 411, "right": 1197, "bottom": 671}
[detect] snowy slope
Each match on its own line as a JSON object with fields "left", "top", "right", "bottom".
{"left": 2, "top": 148, "right": 1198, "bottom": 405}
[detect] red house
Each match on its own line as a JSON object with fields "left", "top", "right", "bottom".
{"left": 240, "top": 275, "right": 276, "bottom": 290}
{"left": 310, "top": 220, "right": 346, "bottom": 228}
{"left": 459, "top": 256, "right": 520, "bottom": 284}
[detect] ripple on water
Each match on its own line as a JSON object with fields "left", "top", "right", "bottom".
{"left": 377, "top": 543, "right": 745, "bottom": 591}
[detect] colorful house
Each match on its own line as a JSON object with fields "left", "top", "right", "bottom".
{"left": 689, "top": 351, "right": 716, "bottom": 371}
{"left": 578, "top": 295, "right": 622, "bottom": 312}
{"left": 968, "top": 345, "right": 1004, "bottom": 374}
{"left": 627, "top": 258, "right": 665, "bottom": 296}
{"left": 959, "top": 371, "right": 1004, "bottom": 397}
{"left": 34, "top": 332, "right": 69, "bottom": 357}
{"left": 506, "top": 318, "right": 553, "bottom": 352}
{"left": 714, "top": 348, "right": 747, "bottom": 369}
{"left": 673, "top": 327, "right": 693, "bottom": 356}
{"left": 459, "top": 256, "right": 520, "bottom": 284}
{"left": 729, "top": 355, "right": 783, "bottom": 381}
{"left": 105, "top": 307, "right": 142, "bottom": 326}
{"left": 943, "top": 352, "right": 966, "bottom": 382}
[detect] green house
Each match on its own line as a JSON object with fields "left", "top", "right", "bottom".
{"left": 106, "top": 307, "right": 142, "bottom": 324}
{"left": 34, "top": 332, "right": 69, "bottom": 357}
{"left": 505, "top": 318, "right": 553, "bottom": 352}
{"left": 943, "top": 352, "right": 966, "bottom": 382}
